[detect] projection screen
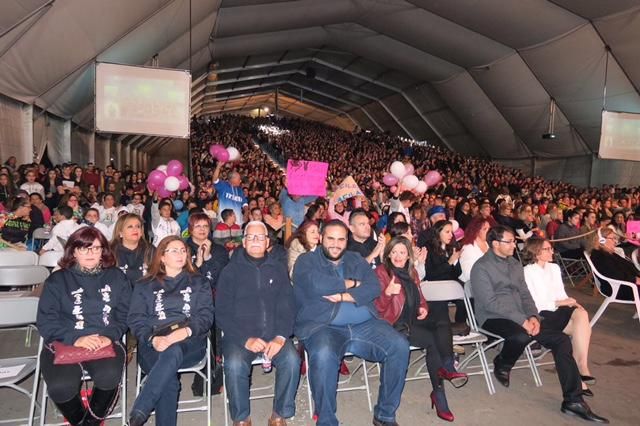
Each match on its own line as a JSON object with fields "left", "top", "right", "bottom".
{"left": 599, "top": 110, "right": 640, "bottom": 162}
{"left": 95, "top": 62, "right": 191, "bottom": 138}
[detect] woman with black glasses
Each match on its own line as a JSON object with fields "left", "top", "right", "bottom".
{"left": 36, "top": 227, "right": 130, "bottom": 425}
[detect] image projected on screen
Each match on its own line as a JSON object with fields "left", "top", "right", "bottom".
{"left": 95, "top": 62, "right": 190, "bottom": 138}
{"left": 599, "top": 110, "right": 640, "bottom": 162}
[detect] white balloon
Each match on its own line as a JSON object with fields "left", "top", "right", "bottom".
{"left": 402, "top": 174, "right": 419, "bottom": 190}
{"left": 415, "top": 181, "right": 428, "bottom": 194}
{"left": 390, "top": 161, "right": 406, "bottom": 179}
{"left": 156, "top": 165, "right": 168, "bottom": 172}
{"left": 227, "top": 146, "right": 240, "bottom": 161}
{"left": 450, "top": 219, "right": 460, "bottom": 232}
{"left": 164, "top": 176, "right": 180, "bottom": 192}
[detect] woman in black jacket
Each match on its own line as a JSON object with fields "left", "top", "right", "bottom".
{"left": 128, "top": 236, "right": 214, "bottom": 426}
{"left": 110, "top": 213, "right": 154, "bottom": 284}
{"left": 589, "top": 227, "right": 640, "bottom": 301}
{"left": 423, "top": 220, "right": 464, "bottom": 378}
{"left": 36, "top": 227, "right": 130, "bottom": 425}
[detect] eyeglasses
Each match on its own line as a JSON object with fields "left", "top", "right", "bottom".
{"left": 245, "top": 234, "right": 268, "bottom": 241}
{"left": 76, "top": 246, "right": 103, "bottom": 255}
{"left": 541, "top": 247, "right": 554, "bottom": 252}
{"left": 606, "top": 237, "right": 619, "bottom": 243}
{"left": 498, "top": 239, "right": 516, "bottom": 245}
{"left": 164, "top": 248, "right": 187, "bottom": 255}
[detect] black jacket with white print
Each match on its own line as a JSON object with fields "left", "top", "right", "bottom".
{"left": 37, "top": 267, "right": 131, "bottom": 345}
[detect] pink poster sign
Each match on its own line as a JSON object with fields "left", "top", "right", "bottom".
{"left": 287, "top": 159, "right": 329, "bottom": 196}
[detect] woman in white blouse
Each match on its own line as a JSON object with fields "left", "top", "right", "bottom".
{"left": 522, "top": 238, "right": 595, "bottom": 396}
{"left": 459, "top": 217, "right": 491, "bottom": 283}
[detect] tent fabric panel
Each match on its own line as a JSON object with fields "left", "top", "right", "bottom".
{"left": 380, "top": 93, "right": 419, "bottom": 121}
{"left": 469, "top": 52, "right": 590, "bottom": 158}
{"left": 0, "top": 95, "right": 27, "bottom": 162}
{"left": 551, "top": 0, "right": 640, "bottom": 20}
{"left": 534, "top": 156, "right": 592, "bottom": 188}
{"left": 591, "top": 157, "right": 640, "bottom": 187}
{"left": 0, "top": 0, "right": 49, "bottom": 33}
{"left": 398, "top": 115, "right": 439, "bottom": 144}
{"left": 70, "top": 126, "right": 93, "bottom": 165}
{"left": 411, "top": 0, "right": 585, "bottom": 49}
{"left": 594, "top": 9, "right": 640, "bottom": 93}
{"left": 362, "top": 102, "right": 404, "bottom": 136}
{"left": 433, "top": 72, "right": 530, "bottom": 158}
{"left": 520, "top": 24, "right": 640, "bottom": 152}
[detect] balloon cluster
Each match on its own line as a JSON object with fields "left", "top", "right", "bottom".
{"left": 147, "top": 160, "right": 190, "bottom": 198}
{"left": 379, "top": 161, "right": 442, "bottom": 194}
{"left": 209, "top": 144, "right": 240, "bottom": 163}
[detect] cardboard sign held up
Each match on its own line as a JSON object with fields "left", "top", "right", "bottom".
{"left": 286, "top": 160, "right": 328, "bottom": 196}
{"left": 333, "top": 176, "right": 364, "bottom": 203}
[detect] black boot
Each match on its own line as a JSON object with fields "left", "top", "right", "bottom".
{"left": 82, "top": 387, "right": 118, "bottom": 425}
{"left": 53, "top": 394, "right": 86, "bottom": 426}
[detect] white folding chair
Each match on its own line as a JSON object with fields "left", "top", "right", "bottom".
{"left": 583, "top": 251, "right": 640, "bottom": 327}
{"left": 631, "top": 248, "right": 640, "bottom": 271}
{"left": 304, "top": 350, "right": 372, "bottom": 420}
{"left": 135, "top": 337, "right": 212, "bottom": 426}
{"left": 0, "top": 250, "right": 39, "bottom": 266}
{"left": 38, "top": 251, "right": 63, "bottom": 269}
{"left": 36, "top": 335, "right": 128, "bottom": 426}
{"left": 553, "top": 250, "right": 588, "bottom": 287}
{"left": 420, "top": 280, "right": 496, "bottom": 394}
{"left": 222, "top": 353, "right": 275, "bottom": 426}
{"left": 0, "top": 296, "right": 40, "bottom": 426}
{"left": 0, "top": 265, "right": 49, "bottom": 288}
{"left": 30, "top": 228, "right": 52, "bottom": 252}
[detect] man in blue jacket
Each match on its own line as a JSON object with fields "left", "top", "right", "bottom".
{"left": 217, "top": 221, "right": 300, "bottom": 426}
{"left": 293, "top": 220, "right": 409, "bottom": 426}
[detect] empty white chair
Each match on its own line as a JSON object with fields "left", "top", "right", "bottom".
{"left": 0, "top": 250, "right": 38, "bottom": 266}
{"left": 0, "top": 266, "right": 49, "bottom": 289}
{"left": 38, "top": 251, "right": 63, "bottom": 269}
{"left": 631, "top": 248, "right": 640, "bottom": 271}
{"left": 0, "top": 296, "right": 40, "bottom": 426}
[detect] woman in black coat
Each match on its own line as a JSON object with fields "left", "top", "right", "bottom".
{"left": 36, "top": 227, "right": 130, "bottom": 425}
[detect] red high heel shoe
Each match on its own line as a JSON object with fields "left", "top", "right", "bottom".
{"left": 437, "top": 367, "right": 469, "bottom": 388}
{"left": 430, "top": 389, "right": 454, "bottom": 422}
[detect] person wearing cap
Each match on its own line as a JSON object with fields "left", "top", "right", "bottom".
{"left": 416, "top": 205, "right": 448, "bottom": 249}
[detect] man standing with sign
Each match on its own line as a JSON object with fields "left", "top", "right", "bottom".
{"left": 213, "top": 162, "right": 248, "bottom": 226}
{"left": 283, "top": 160, "right": 328, "bottom": 229}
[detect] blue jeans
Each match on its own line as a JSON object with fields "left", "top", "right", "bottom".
{"left": 131, "top": 336, "right": 207, "bottom": 426}
{"left": 222, "top": 339, "right": 300, "bottom": 422}
{"left": 304, "top": 319, "right": 410, "bottom": 426}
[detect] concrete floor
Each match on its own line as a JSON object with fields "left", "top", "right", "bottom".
{"left": 1, "top": 285, "right": 639, "bottom": 426}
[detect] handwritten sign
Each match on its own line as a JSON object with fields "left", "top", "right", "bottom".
{"left": 333, "top": 176, "right": 364, "bottom": 203}
{"left": 626, "top": 220, "right": 640, "bottom": 247}
{"left": 286, "top": 160, "right": 328, "bottom": 196}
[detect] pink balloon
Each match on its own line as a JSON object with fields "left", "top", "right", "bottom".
{"left": 216, "top": 149, "right": 230, "bottom": 163}
{"left": 148, "top": 170, "right": 166, "bottom": 189}
{"left": 404, "top": 163, "right": 414, "bottom": 177}
{"left": 209, "top": 144, "right": 225, "bottom": 157}
{"left": 178, "top": 175, "right": 190, "bottom": 190}
{"left": 371, "top": 181, "right": 381, "bottom": 190}
{"left": 166, "top": 160, "right": 184, "bottom": 177}
{"left": 424, "top": 170, "right": 442, "bottom": 187}
{"left": 157, "top": 187, "right": 173, "bottom": 198}
{"left": 454, "top": 228, "right": 465, "bottom": 241}
{"left": 382, "top": 173, "right": 399, "bottom": 187}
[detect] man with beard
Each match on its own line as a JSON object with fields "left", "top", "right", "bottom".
{"left": 293, "top": 220, "right": 409, "bottom": 426}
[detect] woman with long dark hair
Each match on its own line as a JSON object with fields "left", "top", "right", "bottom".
{"left": 375, "top": 237, "right": 466, "bottom": 421}
{"left": 128, "top": 236, "right": 214, "bottom": 426}
{"left": 423, "top": 220, "right": 466, "bottom": 371}
{"left": 36, "top": 227, "right": 130, "bottom": 425}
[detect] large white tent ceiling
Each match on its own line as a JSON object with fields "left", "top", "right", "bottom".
{"left": 1, "top": 0, "right": 640, "bottom": 164}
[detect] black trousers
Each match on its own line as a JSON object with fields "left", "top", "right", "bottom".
{"left": 405, "top": 317, "right": 444, "bottom": 390}
{"left": 40, "top": 342, "right": 125, "bottom": 403}
{"left": 482, "top": 318, "right": 582, "bottom": 403}
{"left": 424, "top": 301, "right": 454, "bottom": 361}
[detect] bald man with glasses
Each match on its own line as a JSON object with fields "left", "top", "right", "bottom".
{"left": 470, "top": 225, "right": 608, "bottom": 423}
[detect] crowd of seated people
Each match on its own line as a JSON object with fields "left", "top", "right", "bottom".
{"left": 5, "top": 113, "right": 640, "bottom": 424}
